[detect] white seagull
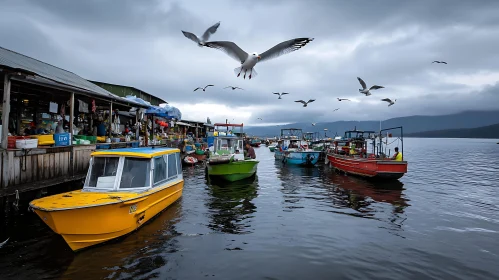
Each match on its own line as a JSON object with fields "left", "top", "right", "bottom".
{"left": 224, "top": 86, "right": 244, "bottom": 90}
{"left": 381, "top": 98, "right": 396, "bottom": 106}
{"left": 257, "top": 117, "right": 263, "bottom": 120}
{"left": 337, "top": 98, "right": 350, "bottom": 101}
{"left": 205, "top": 38, "right": 314, "bottom": 79}
{"left": 357, "top": 77, "right": 384, "bottom": 96}
{"left": 194, "top": 85, "right": 214, "bottom": 92}
{"left": 181, "top": 22, "right": 221, "bottom": 47}
{"left": 273, "top": 92, "right": 289, "bottom": 99}
{"left": 295, "top": 99, "right": 315, "bottom": 107}
{"left": 432, "top": 60, "right": 447, "bottom": 64}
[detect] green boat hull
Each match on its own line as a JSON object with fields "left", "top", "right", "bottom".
{"left": 269, "top": 146, "right": 276, "bottom": 152}
{"left": 207, "top": 160, "right": 259, "bottom": 182}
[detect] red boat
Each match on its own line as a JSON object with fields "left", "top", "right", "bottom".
{"left": 326, "top": 126, "right": 408, "bottom": 180}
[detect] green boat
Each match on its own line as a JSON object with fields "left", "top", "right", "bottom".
{"left": 206, "top": 123, "right": 259, "bottom": 182}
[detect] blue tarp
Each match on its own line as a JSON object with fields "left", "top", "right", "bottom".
{"left": 125, "top": 95, "right": 182, "bottom": 120}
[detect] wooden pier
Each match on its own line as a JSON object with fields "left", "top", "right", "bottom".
{"left": 0, "top": 145, "right": 95, "bottom": 197}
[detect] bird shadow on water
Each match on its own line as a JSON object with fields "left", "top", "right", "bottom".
{"left": 205, "top": 175, "right": 259, "bottom": 235}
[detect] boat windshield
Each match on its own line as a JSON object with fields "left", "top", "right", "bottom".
{"left": 86, "top": 157, "right": 120, "bottom": 189}
{"left": 119, "top": 158, "right": 151, "bottom": 189}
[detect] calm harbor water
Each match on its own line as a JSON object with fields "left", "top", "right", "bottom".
{"left": 1, "top": 138, "right": 498, "bottom": 279}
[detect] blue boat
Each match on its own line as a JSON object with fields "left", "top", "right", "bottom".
{"left": 274, "top": 128, "right": 321, "bottom": 166}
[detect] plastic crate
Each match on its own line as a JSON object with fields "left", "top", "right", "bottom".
{"left": 54, "top": 133, "right": 71, "bottom": 146}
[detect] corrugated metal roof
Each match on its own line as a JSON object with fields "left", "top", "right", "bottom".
{"left": 0, "top": 46, "right": 147, "bottom": 107}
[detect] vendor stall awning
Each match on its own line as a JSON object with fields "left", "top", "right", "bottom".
{"left": 176, "top": 121, "right": 191, "bottom": 126}
{"left": 0, "top": 46, "right": 148, "bottom": 108}
{"left": 126, "top": 96, "right": 182, "bottom": 119}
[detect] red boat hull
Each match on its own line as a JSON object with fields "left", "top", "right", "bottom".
{"left": 326, "top": 153, "right": 408, "bottom": 180}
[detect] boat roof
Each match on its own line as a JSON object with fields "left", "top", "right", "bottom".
{"left": 214, "top": 123, "right": 243, "bottom": 127}
{"left": 91, "top": 147, "right": 180, "bottom": 158}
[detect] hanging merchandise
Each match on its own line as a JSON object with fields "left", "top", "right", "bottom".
{"left": 60, "top": 103, "right": 65, "bottom": 118}
{"left": 91, "top": 99, "right": 96, "bottom": 113}
{"left": 49, "top": 102, "right": 58, "bottom": 113}
{"left": 78, "top": 100, "right": 89, "bottom": 113}
{"left": 112, "top": 110, "right": 120, "bottom": 134}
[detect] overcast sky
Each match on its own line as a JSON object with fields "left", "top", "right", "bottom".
{"left": 1, "top": 0, "right": 499, "bottom": 125}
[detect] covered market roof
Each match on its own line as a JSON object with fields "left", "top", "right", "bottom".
{"left": 0, "top": 46, "right": 147, "bottom": 108}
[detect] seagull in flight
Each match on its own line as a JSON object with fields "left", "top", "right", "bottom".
{"left": 357, "top": 77, "right": 384, "bottom": 96}
{"left": 311, "top": 123, "right": 317, "bottom": 126}
{"left": 224, "top": 86, "right": 244, "bottom": 90}
{"left": 205, "top": 38, "right": 314, "bottom": 79}
{"left": 257, "top": 118, "right": 263, "bottom": 120}
{"left": 295, "top": 99, "right": 315, "bottom": 107}
{"left": 381, "top": 98, "right": 396, "bottom": 106}
{"left": 337, "top": 98, "right": 350, "bottom": 101}
{"left": 273, "top": 92, "right": 289, "bottom": 99}
{"left": 432, "top": 60, "right": 447, "bottom": 64}
{"left": 333, "top": 108, "right": 340, "bottom": 112}
{"left": 181, "top": 22, "right": 221, "bottom": 47}
{"left": 194, "top": 85, "right": 214, "bottom": 92}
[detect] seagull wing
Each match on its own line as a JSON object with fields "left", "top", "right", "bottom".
{"left": 381, "top": 98, "right": 392, "bottom": 103}
{"left": 273, "top": 92, "right": 280, "bottom": 95}
{"left": 295, "top": 100, "right": 306, "bottom": 104}
{"left": 442, "top": 61, "right": 447, "bottom": 64}
{"left": 201, "top": 21, "right": 221, "bottom": 42}
{"left": 206, "top": 84, "right": 214, "bottom": 88}
{"left": 432, "top": 61, "right": 438, "bottom": 63}
{"left": 307, "top": 99, "right": 316, "bottom": 104}
{"left": 258, "top": 38, "right": 314, "bottom": 63}
{"left": 370, "top": 85, "right": 384, "bottom": 90}
{"left": 205, "top": 41, "right": 248, "bottom": 63}
{"left": 357, "top": 77, "right": 367, "bottom": 89}
{"left": 193, "top": 87, "right": 202, "bottom": 91}
{"left": 281, "top": 92, "right": 290, "bottom": 95}
{"left": 235, "top": 87, "right": 244, "bottom": 90}
{"left": 182, "top": 31, "right": 200, "bottom": 44}
{"left": 224, "top": 86, "right": 231, "bottom": 89}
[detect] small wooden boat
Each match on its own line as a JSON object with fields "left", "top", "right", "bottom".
{"left": 326, "top": 127, "right": 408, "bottom": 180}
{"left": 274, "top": 129, "right": 320, "bottom": 166}
{"left": 206, "top": 123, "right": 259, "bottom": 182}
{"left": 29, "top": 147, "right": 184, "bottom": 251}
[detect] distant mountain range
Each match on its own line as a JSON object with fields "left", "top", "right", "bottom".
{"left": 244, "top": 110, "right": 499, "bottom": 137}
{"left": 405, "top": 123, "right": 499, "bottom": 139}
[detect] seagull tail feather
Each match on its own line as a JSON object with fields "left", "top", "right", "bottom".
{"left": 233, "top": 66, "right": 243, "bottom": 77}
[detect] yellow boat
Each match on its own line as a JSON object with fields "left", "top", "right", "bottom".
{"left": 29, "top": 147, "right": 184, "bottom": 251}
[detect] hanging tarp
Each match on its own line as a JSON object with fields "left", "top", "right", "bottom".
{"left": 125, "top": 95, "right": 181, "bottom": 119}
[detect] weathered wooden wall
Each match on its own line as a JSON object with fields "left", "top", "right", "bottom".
{"left": 0, "top": 145, "right": 96, "bottom": 197}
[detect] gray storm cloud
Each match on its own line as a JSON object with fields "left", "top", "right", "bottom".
{"left": 1, "top": 0, "right": 498, "bottom": 124}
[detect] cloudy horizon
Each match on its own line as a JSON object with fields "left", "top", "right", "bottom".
{"left": 1, "top": 0, "right": 499, "bottom": 126}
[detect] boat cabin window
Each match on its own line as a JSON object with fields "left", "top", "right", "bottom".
{"left": 86, "top": 157, "right": 120, "bottom": 189}
{"left": 120, "top": 158, "right": 151, "bottom": 189}
{"left": 167, "top": 154, "right": 178, "bottom": 179}
{"left": 153, "top": 155, "right": 168, "bottom": 184}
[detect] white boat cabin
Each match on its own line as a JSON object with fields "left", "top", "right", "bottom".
{"left": 82, "top": 148, "right": 183, "bottom": 193}
{"left": 212, "top": 136, "right": 245, "bottom": 161}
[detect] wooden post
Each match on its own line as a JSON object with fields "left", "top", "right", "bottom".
{"left": 1, "top": 74, "right": 11, "bottom": 149}
{"left": 108, "top": 102, "right": 113, "bottom": 138}
{"left": 1, "top": 74, "right": 11, "bottom": 188}
{"left": 69, "top": 92, "right": 74, "bottom": 136}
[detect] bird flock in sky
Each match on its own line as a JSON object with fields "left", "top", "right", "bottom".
{"left": 182, "top": 21, "right": 447, "bottom": 124}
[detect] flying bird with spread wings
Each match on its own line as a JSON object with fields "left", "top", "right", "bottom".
{"left": 257, "top": 118, "right": 263, "bottom": 120}
{"left": 273, "top": 92, "right": 289, "bottom": 99}
{"left": 333, "top": 108, "right": 340, "bottom": 111}
{"left": 337, "top": 98, "right": 350, "bottom": 101}
{"left": 357, "top": 77, "right": 384, "bottom": 96}
{"left": 194, "top": 85, "right": 214, "bottom": 91}
{"left": 311, "top": 123, "right": 317, "bottom": 126}
{"left": 295, "top": 99, "right": 315, "bottom": 107}
{"left": 381, "top": 98, "right": 396, "bottom": 106}
{"left": 432, "top": 60, "right": 447, "bottom": 64}
{"left": 205, "top": 38, "right": 314, "bottom": 79}
{"left": 224, "top": 86, "right": 244, "bottom": 90}
{"left": 181, "top": 22, "right": 221, "bottom": 47}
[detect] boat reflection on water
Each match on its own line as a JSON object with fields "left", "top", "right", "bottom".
{"left": 205, "top": 175, "right": 259, "bottom": 234}
{"left": 325, "top": 171, "right": 410, "bottom": 236}
{"left": 61, "top": 201, "right": 183, "bottom": 279}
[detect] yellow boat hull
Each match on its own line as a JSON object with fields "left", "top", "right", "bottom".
{"left": 30, "top": 181, "right": 183, "bottom": 251}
